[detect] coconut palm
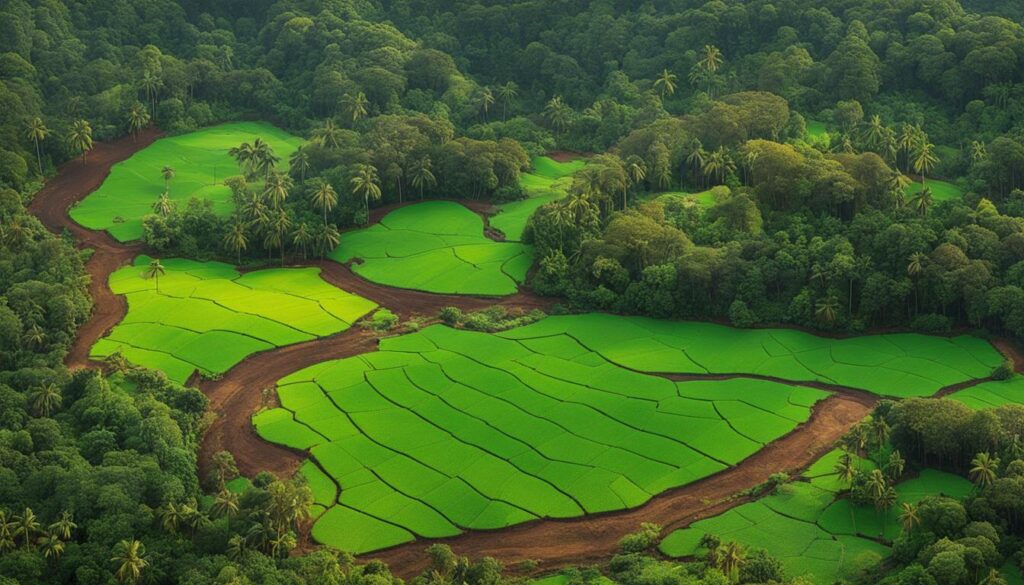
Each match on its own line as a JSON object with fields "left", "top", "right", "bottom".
{"left": 410, "top": 156, "right": 436, "bottom": 200}
{"left": 49, "top": 512, "right": 75, "bottom": 540}
{"left": 263, "top": 172, "right": 292, "bottom": 209}
{"left": 341, "top": 91, "right": 369, "bottom": 124}
{"left": 152, "top": 191, "right": 173, "bottom": 217}
{"left": 289, "top": 148, "right": 310, "bottom": 181}
{"left": 899, "top": 502, "right": 920, "bottom": 533}
{"left": 292, "top": 222, "right": 312, "bottom": 259}
{"left": 66, "top": 120, "right": 94, "bottom": 164}
{"left": 686, "top": 139, "right": 706, "bottom": 185}
{"left": 223, "top": 222, "right": 249, "bottom": 265}
{"left": 835, "top": 452, "right": 858, "bottom": 488}
{"left": 970, "top": 452, "right": 1000, "bottom": 490}
{"left": 111, "top": 539, "right": 148, "bottom": 585}
{"left": 970, "top": 140, "right": 987, "bottom": 165}
{"left": 127, "top": 103, "right": 149, "bottom": 141}
{"left": 877, "top": 486, "right": 898, "bottom": 534}
{"left": 909, "top": 187, "right": 934, "bottom": 217}
{"left": 29, "top": 383, "right": 62, "bottom": 417}
{"left": 912, "top": 140, "right": 939, "bottom": 185}
{"left": 698, "top": 44, "right": 724, "bottom": 74}
{"left": 861, "top": 115, "right": 887, "bottom": 152}
{"left": 251, "top": 138, "right": 279, "bottom": 178}
{"left": 886, "top": 450, "right": 906, "bottom": 482}
{"left": 226, "top": 534, "right": 246, "bottom": 562}
{"left": 0, "top": 511, "right": 14, "bottom": 553}
{"left": 142, "top": 259, "right": 166, "bottom": 293}
{"left": 25, "top": 117, "right": 49, "bottom": 175}
{"left": 270, "top": 209, "right": 292, "bottom": 265}
{"left": 211, "top": 490, "right": 240, "bottom": 519}
{"left": 544, "top": 96, "right": 572, "bottom": 134}
{"left": 871, "top": 416, "right": 891, "bottom": 450}
{"left": 13, "top": 508, "right": 40, "bottom": 549}
{"left": 866, "top": 469, "right": 888, "bottom": 505}
{"left": 497, "top": 81, "right": 518, "bottom": 121}
{"left": 815, "top": 295, "right": 840, "bottom": 325}
{"left": 315, "top": 222, "right": 340, "bottom": 258}
{"left": 312, "top": 182, "right": 338, "bottom": 223}
{"left": 139, "top": 72, "right": 162, "bottom": 115}
{"left": 37, "top": 531, "right": 64, "bottom": 561}
{"left": 161, "top": 166, "right": 175, "bottom": 191}
{"left": 478, "top": 87, "right": 495, "bottom": 121}
{"left": 159, "top": 502, "right": 182, "bottom": 534}
{"left": 717, "top": 541, "right": 746, "bottom": 582}
{"left": 312, "top": 119, "right": 344, "bottom": 149}
{"left": 702, "top": 147, "right": 735, "bottom": 185}
{"left": 888, "top": 172, "right": 911, "bottom": 208}
{"left": 654, "top": 68, "right": 677, "bottom": 99}
{"left": 350, "top": 163, "right": 382, "bottom": 222}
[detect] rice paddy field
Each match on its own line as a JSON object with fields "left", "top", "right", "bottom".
{"left": 70, "top": 122, "right": 304, "bottom": 242}
{"left": 90, "top": 256, "right": 377, "bottom": 383}
{"left": 659, "top": 449, "right": 972, "bottom": 583}
{"left": 330, "top": 201, "right": 533, "bottom": 295}
{"left": 904, "top": 178, "right": 963, "bottom": 202}
{"left": 949, "top": 376, "right": 1024, "bottom": 409}
{"left": 491, "top": 156, "right": 586, "bottom": 241}
{"left": 253, "top": 313, "right": 1000, "bottom": 554}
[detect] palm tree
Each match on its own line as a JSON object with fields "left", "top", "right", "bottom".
{"left": 815, "top": 295, "right": 840, "bottom": 325}
{"left": 861, "top": 115, "right": 887, "bottom": 152}
{"left": 410, "top": 156, "right": 437, "bottom": 200}
{"left": 898, "top": 502, "right": 920, "bottom": 533}
{"left": 25, "top": 117, "right": 49, "bottom": 175}
{"left": 153, "top": 191, "right": 173, "bottom": 217}
{"left": 497, "top": 82, "right": 518, "bottom": 121}
{"left": 877, "top": 486, "right": 898, "bottom": 535}
{"left": 478, "top": 87, "right": 495, "bottom": 121}
{"left": 226, "top": 534, "right": 246, "bottom": 562}
{"left": 717, "top": 541, "right": 745, "bottom": 582}
{"left": 49, "top": 512, "right": 76, "bottom": 540}
{"left": 896, "top": 124, "right": 918, "bottom": 173}
{"left": 315, "top": 222, "right": 340, "bottom": 258}
{"left": 66, "top": 120, "right": 94, "bottom": 164}
{"left": 698, "top": 45, "right": 724, "bottom": 74}
{"left": 654, "top": 69, "right": 677, "bottom": 99}
{"left": 263, "top": 172, "right": 292, "bottom": 209}
{"left": 271, "top": 209, "right": 292, "bottom": 265}
{"left": 625, "top": 156, "right": 646, "bottom": 206}
{"left": 127, "top": 103, "right": 149, "bottom": 141}
{"left": 686, "top": 140, "right": 706, "bottom": 186}
{"left": 544, "top": 96, "right": 572, "bottom": 134}
{"left": 292, "top": 223, "right": 312, "bottom": 259}
{"left": 139, "top": 72, "right": 162, "bottom": 116}
{"left": 909, "top": 187, "right": 934, "bottom": 217}
{"left": 13, "top": 508, "right": 40, "bottom": 549}
{"left": 111, "top": 539, "right": 148, "bottom": 585}
{"left": 866, "top": 470, "right": 888, "bottom": 506}
{"left": 312, "top": 182, "right": 338, "bottom": 223}
{"left": 159, "top": 501, "right": 182, "bottom": 534}
{"left": 871, "top": 416, "right": 891, "bottom": 451}
{"left": 29, "top": 383, "right": 62, "bottom": 417}
{"left": 142, "top": 259, "right": 166, "bottom": 293}
{"left": 211, "top": 490, "right": 240, "bottom": 519}
{"left": 252, "top": 138, "right": 279, "bottom": 179}
{"left": 223, "top": 222, "right": 249, "bottom": 265}
{"left": 835, "top": 452, "right": 858, "bottom": 488}
{"left": 0, "top": 511, "right": 14, "bottom": 553}
{"left": 886, "top": 450, "right": 905, "bottom": 482}
{"left": 969, "top": 452, "right": 1000, "bottom": 490}
{"left": 289, "top": 148, "right": 311, "bottom": 181}
{"left": 912, "top": 140, "right": 939, "bottom": 186}
{"left": 161, "top": 166, "right": 175, "bottom": 192}
{"left": 350, "top": 163, "right": 382, "bottom": 222}
{"left": 888, "top": 172, "right": 911, "bottom": 208}
{"left": 970, "top": 140, "right": 987, "bottom": 165}
{"left": 312, "top": 119, "right": 344, "bottom": 149}
{"left": 341, "top": 91, "right": 369, "bottom": 124}
{"left": 37, "top": 531, "right": 65, "bottom": 561}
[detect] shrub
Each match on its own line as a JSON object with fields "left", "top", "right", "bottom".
{"left": 992, "top": 359, "right": 1014, "bottom": 381}
{"left": 911, "top": 313, "right": 952, "bottom": 333}
{"left": 618, "top": 523, "right": 662, "bottom": 553}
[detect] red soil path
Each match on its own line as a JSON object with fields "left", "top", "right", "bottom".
{"left": 27, "top": 134, "right": 1017, "bottom": 578}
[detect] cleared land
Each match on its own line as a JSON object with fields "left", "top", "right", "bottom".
{"left": 70, "top": 122, "right": 303, "bottom": 242}
{"left": 491, "top": 156, "right": 585, "bottom": 241}
{"left": 659, "top": 449, "right": 972, "bottom": 583}
{"left": 255, "top": 313, "right": 999, "bottom": 554}
{"left": 904, "top": 178, "right": 963, "bottom": 202}
{"left": 90, "top": 256, "right": 377, "bottom": 383}
{"left": 255, "top": 323, "right": 830, "bottom": 554}
{"left": 949, "top": 376, "right": 1024, "bottom": 409}
{"left": 330, "top": 201, "right": 533, "bottom": 296}
{"left": 498, "top": 314, "right": 1002, "bottom": 397}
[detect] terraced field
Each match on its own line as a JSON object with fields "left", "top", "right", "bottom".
{"left": 330, "top": 201, "right": 533, "bottom": 295}
{"left": 70, "top": 122, "right": 304, "bottom": 242}
{"left": 949, "top": 376, "right": 1024, "bottom": 409}
{"left": 254, "top": 313, "right": 1000, "bottom": 554}
{"left": 659, "top": 449, "right": 972, "bottom": 583}
{"left": 90, "top": 257, "right": 377, "bottom": 383}
{"left": 491, "top": 156, "right": 585, "bottom": 241}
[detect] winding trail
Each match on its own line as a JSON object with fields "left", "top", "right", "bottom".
{"left": 27, "top": 131, "right": 1014, "bottom": 579}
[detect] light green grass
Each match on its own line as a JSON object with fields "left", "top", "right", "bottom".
{"left": 330, "top": 201, "right": 533, "bottom": 295}
{"left": 491, "top": 156, "right": 586, "bottom": 241}
{"left": 903, "top": 178, "right": 963, "bottom": 202}
{"left": 659, "top": 449, "right": 972, "bottom": 583}
{"left": 90, "top": 256, "right": 376, "bottom": 384}
{"left": 949, "top": 376, "right": 1024, "bottom": 409}
{"left": 70, "top": 122, "right": 304, "bottom": 242}
{"left": 258, "top": 320, "right": 832, "bottom": 554}
{"left": 806, "top": 120, "right": 829, "bottom": 140}
{"left": 646, "top": 189, "right": 719, "bottom": 207}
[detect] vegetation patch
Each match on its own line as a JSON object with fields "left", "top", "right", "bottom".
{"left": 255, "top": 321, "right": 833, "bottom": 553}
{"left": 949, "top": 376, "right": 1024, "bottom": 410}
{"left": 330, "top": 201, "right": 533, "bottom": 295}
{"left": 659, "top": 449, "right": 972, "bottom": 583}
{"left": 491, "top": 156, "right": 586, "bottom": 241}
{"left": 70, "top": 122, "right": 304, "bottom": 242}
{"left": 904, "top": 179, "right": 963, "bottom": 203}
{"left": 91, "top": 256, "right": 377, "bottom": 383}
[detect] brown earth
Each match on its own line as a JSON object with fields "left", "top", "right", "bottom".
{"left": 26, "top": 130, "right": 1020, "bottom": 579}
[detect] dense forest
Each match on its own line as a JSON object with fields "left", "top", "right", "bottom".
{"left": 3, "top": 0, "right": 1024, "bottom": 584}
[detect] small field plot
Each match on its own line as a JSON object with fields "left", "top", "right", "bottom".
{"left": 70, "top": 122, "right": 304, "bottom": 242}
{"left": 659, "top": 449, "right": 972, "bottom": 583}
{"left": 330, "top": 201, "right": 533, "bottom": 295}
{"left": 904, "top": 179, "right": 963, "bottom": 203}
{"left": 497, "top": 314, "right": 1001, "bottom": 397}
{"left": 949, "top": 376, "right": 1024, "bottom": 409}
{"left": 491, "top": 156, "right": 586, "bottom": 241}
{"left": 90, "top": 256, "right": 376, "bottom": 384}
{"left": 257, "top": 323, "right": 830, "bottom": 554}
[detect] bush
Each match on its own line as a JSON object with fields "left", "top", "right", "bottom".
{"left": 438, "top": 306, "right": 463, "bottom": 325}
{"left": 728, "top": 300, "right": 757, "bottom": 328}
{"left": 439, "top": 306, "right": 546, "bottom": 332}
{"left": 992, "top": 359, "right": 1015, "bottom": 380}
{"left": 911, "top": 313, "right": 952, "bottom": 333}
{"left": 365, "top": 309, "right": 398, "bottom": 331}
{"left": 618, "top": 523, "right": 662, "bottom": 553}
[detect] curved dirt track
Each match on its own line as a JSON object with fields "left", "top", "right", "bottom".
{"left": 28, "top": 130, "right": 1016, "bottom": 578}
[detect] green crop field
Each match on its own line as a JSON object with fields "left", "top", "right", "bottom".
{"left": 330, "top": 201, "right": 533, "bottom": 295}
{"left": 90, "top": 256, "right": 376, "bottom": 383}
{"left": 498, "top": 314, "right": 1002, "bottom": 397}
{"left": 253, "top": 313, "right": 999, "bottom": 554}
{"left": 491, "top": 155, "right": 586, "bottom": 241}
{"left": 904, "top": 178, "right": 963, "bottom": 202}
{"left": 659, "top": 449, "right": 972, "bottom": 583}
{"left": 70, "top": 122, "right": 304, "bottom": 242}
{"left": 949, "top": 376, "right": 1024, "bottom": 409}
